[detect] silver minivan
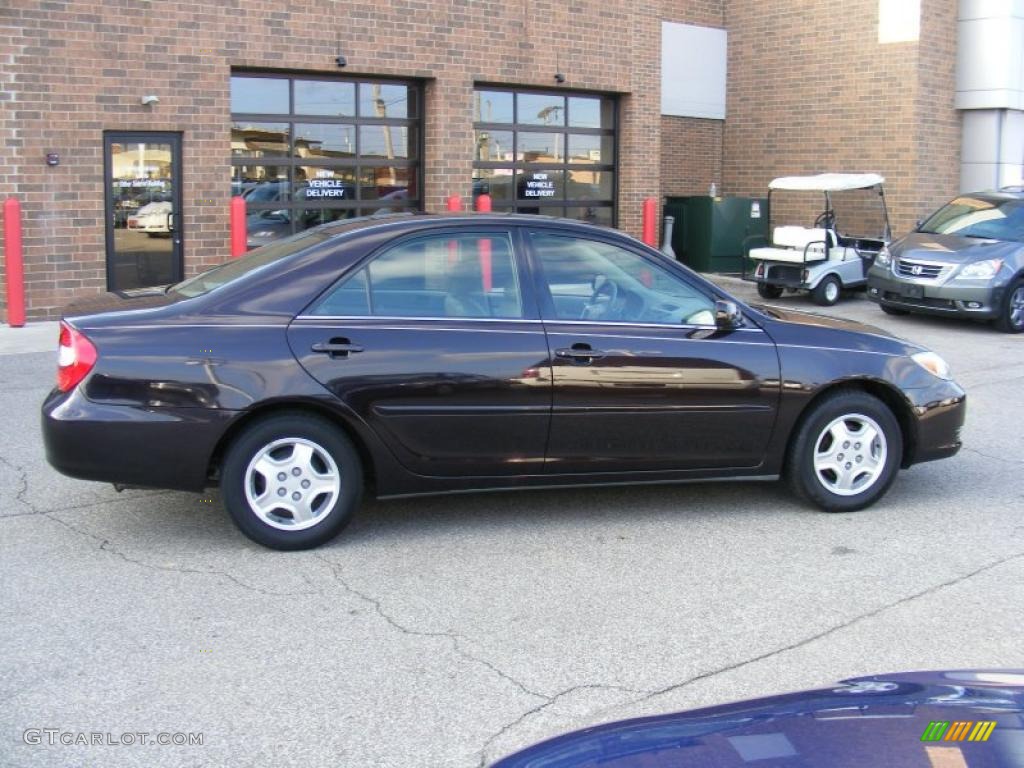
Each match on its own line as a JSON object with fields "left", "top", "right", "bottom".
{"left": 867, "top": 190, "right": 1024, "bottom": 333}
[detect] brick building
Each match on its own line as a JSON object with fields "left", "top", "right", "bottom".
{"left": 0, "top": 0, "right": 998, "bottom": 320}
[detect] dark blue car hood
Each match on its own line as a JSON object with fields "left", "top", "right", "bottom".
{"left": 492, "top": 671, "right": 1024, "bottom": 767}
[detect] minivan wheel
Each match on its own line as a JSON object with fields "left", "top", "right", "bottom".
{"left": 221, "top": 413, "right": 363, "bottom": 550}
{"left": 994, "top": 278, "right": 1024, "bottom": 333}
{"left": 811, "top": 275, "right": 842, "bottom": 306}
{"left": 786, "top": 391, "right": 902, "bottom": 512}
{"left": 757, "top": 283, "right": 784, "bottom": 299}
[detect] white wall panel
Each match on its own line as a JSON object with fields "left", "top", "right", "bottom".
{"left": 660, "top": 22, "right": 727, "bottom": 120}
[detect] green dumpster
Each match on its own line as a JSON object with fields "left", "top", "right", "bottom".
{"left": 664, "top": 195, "right": 768, "bottom": 274}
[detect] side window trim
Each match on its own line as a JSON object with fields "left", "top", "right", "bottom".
{"left": 305, "top": 227, "right": 535, "bottom": 321}
{"left": 523, "top": 227, "right": 721, "bottom": 328}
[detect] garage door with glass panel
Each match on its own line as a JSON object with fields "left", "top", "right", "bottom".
{"left": 472, "top": 87, "right": 616, "bottom": 225}
{"left": 231, "top": 73, "right": 421, "bottom": 248}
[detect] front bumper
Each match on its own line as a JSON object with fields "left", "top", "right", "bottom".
{"left": 42, "top": 387, "right": 236, "bottom": 492}
{"left": 903, "top": 379, "right": 966, "bottom": 467}
{"left": 867, "top": 269, "right": 1005, "bottom": 319}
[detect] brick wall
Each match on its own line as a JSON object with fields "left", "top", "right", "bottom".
{"left": 658, "top": 3, "right": 725, "bottom": 201}
{"left": 0, "top": 0, "right": 961, "bottom": 319}
{"left": 914, "top": 0, "right": 960, "bottom": 222}
{"left": 661, "top": 116, "right": 723, "bottom": 197}
{"left": 0, "top": 0, "right": 665, "bottom": 320}
{"left": 722, "top": 0, "right": 959, "bottom": 238}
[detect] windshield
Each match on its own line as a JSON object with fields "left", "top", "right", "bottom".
{"left": 918, "top": 196, "right": 1024, "bottom": 241}
{"left": 169, "top": 229, "right": 333, "bottom": 298}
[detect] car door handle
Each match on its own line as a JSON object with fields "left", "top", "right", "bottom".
{"left": 311, "top": 339, "right": 364, "bottom": 358}
{"left": 555, "top": 345, "right": 604, "bottom": 362}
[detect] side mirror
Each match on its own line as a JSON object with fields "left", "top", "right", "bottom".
{"left": 715, "top": 299, "right": 742, "bottom": 330}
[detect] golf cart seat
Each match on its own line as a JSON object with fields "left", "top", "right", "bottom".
{"left": 748, "top": 226, "right": 835, "bottom": 263}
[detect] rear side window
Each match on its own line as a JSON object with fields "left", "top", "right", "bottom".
{"left": 310, "top": 232, "right": 524, "bottom": 319}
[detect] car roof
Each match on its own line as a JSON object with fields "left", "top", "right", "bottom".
{"left": 967, "top": 188, "right": 1024, "bottom": 201}
{"left": 314, "top": 211, "right": 626, "bottom": 240}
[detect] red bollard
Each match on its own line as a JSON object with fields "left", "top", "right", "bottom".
{"left": 3, "top": 198, "right": 25, "bottom": 328}
{"left": 474, "top": 196, "right": 494, "bottom": 291}
{"left": 641, "top": 197, "right": 658, "bottom": 247}
{"left": 446, "top": 195, "right": 463, "bottom": 212}
{"left": 230, "top": 196, "right": 247, "bottom": 258}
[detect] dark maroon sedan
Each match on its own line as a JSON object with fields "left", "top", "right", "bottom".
{"left": 43, "top": 214, "right": 965, "bottom": 549}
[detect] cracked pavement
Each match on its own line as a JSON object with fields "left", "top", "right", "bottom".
{"left": 2, "top": 282, "right": 1023, "bottom": 767}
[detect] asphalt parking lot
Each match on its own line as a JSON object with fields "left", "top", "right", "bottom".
{"left": 2, "top": 280, "right": 1022, "bottom": 768}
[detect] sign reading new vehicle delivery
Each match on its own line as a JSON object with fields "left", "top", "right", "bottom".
{"left": 520, "top": 172, "right": 556, "bottom": 199}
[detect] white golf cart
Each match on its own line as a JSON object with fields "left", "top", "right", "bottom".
{"left": 744, "top": 173, "right": 891, "bottom": 305}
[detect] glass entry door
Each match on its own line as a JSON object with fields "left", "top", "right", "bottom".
{"left": 104, "top": 132, "right": 183, "bottom": 291}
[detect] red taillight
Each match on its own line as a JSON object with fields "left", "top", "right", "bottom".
{"left": 56, "top": 321, "right": 97, "bottom": 392}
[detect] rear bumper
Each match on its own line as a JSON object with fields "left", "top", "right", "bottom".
{"left": 867, "top": 271, "right": 1004, "bottom": 319}
{"left": 754, "top": 262, "right": 805, "bottom": 288}
{"left": 903, "top": 380, "right": 966, "bottom": 467}
{"left": 42, "top": 387, "right": 236, "bottom": 492}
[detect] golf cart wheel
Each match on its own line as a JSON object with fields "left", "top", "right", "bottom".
{"left": 757, "top": 283, "right": 784, "bottom": 299}
{"left": 880, "top": 304, "right": 910, "bottom": 316}
{"left": 994, "top": 277, "right": 1024, "bottom": 333}
{"left": 812, "top": 275, "right": 842, "bottom": 306}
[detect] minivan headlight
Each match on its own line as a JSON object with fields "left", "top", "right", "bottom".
{"left": 957, "top": 258, "right": 1002, "bottom": 280}
{"left": 875, "top": 246, "right": 892, "bottom": 267}
{"left": 911, "top": 351, "right": 952, "bottom": 380}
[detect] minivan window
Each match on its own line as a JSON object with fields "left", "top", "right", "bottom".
{"left": 918, "top": 196, "right": 1024, "bottom": 242}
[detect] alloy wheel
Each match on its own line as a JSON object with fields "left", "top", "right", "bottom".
{"left": 1009, "top": 285, "right": 1024, "bottom": 330}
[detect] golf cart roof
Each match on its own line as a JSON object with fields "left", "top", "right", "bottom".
{"left": 768, "top": 173, "right": 885, "bottom": 192}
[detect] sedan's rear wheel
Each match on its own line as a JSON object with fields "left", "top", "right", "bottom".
{"left": 221, "top": 413, "right": 362, "bottom": 550}
{"left": 786, "top": 391, "right": 902, "bottom": 512}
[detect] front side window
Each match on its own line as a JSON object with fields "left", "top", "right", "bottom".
{"left": 311, "top": 233, "right": 523, "bottom": 319}
{"left": 531, "top": 233, "right": 715, "bottom": 326}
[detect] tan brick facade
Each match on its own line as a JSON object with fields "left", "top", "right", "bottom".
{"left": 722, "top": 0, "right": 960, "bottom": 237}
{"left": 0, "top": 1, "right": 960, "bottom": 320}
{"left": 1, "top": 0, "right": 668, "bottom": 320}
{"left": 661, "top": 116, "right": 724, "bottom": 197}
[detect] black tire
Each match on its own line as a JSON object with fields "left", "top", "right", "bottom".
{"left": 785, "top": 390, "right": 902, "bottom": 512}
{"left": 880, "top": 303, "right": 910, "bottom": 316}
{"left": 757, "top": 282, "right": 784, "bottom": 299}
{"left": 993, "top": 278, "right": 1024, "bottom": 333}
{"left": 220, "top": 412, "right": 363, "bottom": 550}
{"left": 811, "top": 275, "right": 842, "bottom": 306}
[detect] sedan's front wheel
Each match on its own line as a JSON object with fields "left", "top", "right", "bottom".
{"left": 221, "top": 413, "right": 363, "bottom": 550}
{"left": 786, "top": 391, "right": 902, "bottom": 512}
